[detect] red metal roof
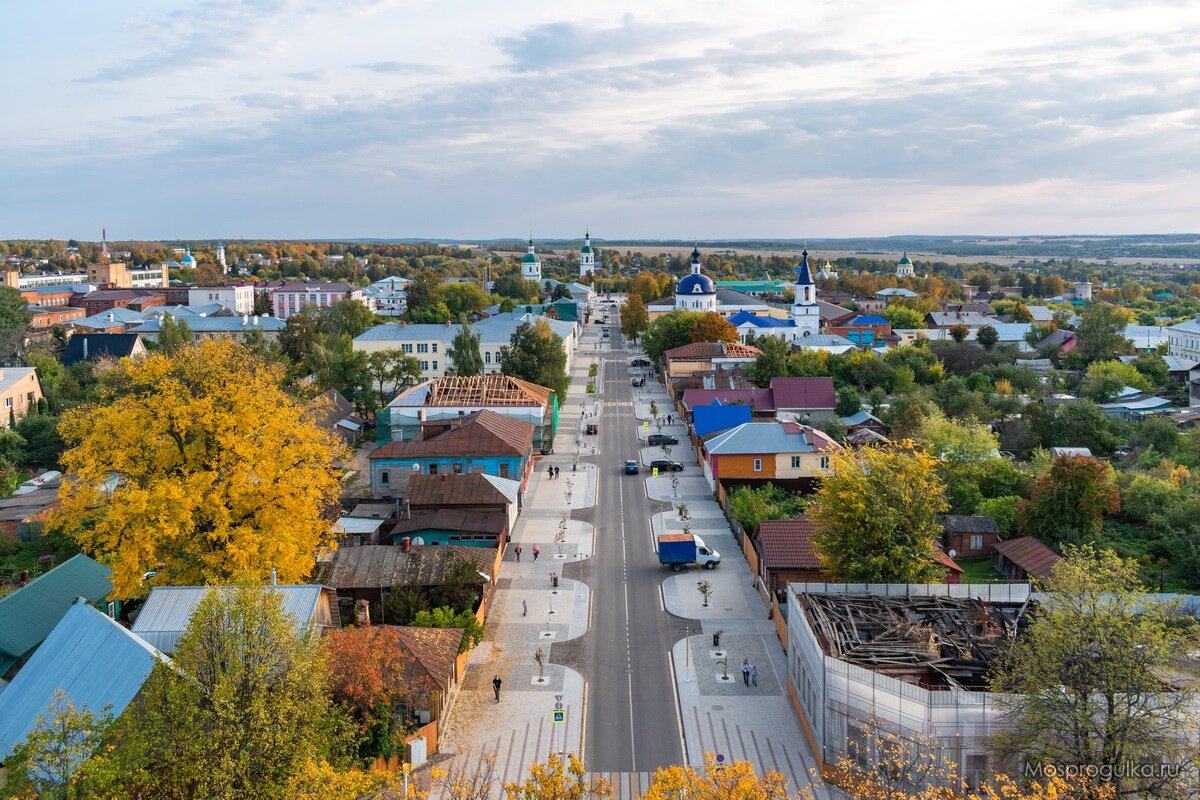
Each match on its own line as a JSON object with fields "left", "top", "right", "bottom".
{"left": 403, "top": 472, "right": 513, "bottom": 507}
{"left": 663, "top": 341, "right": 762, "bottom": 361}
{"left": 991, "top": 536, "right": 1060, "bottom": 579}
{"left": 370, "top": 409, "right": 534, "bottom": 459}
{"left": 756, "top": 516, "right": 822, "bottom": 570}
{"left": 768, "top": 377, "right": 836, "bottom": 410}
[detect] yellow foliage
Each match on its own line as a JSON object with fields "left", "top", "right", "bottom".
{"left": 286, "top": 760, "right": 399, "bottom": 800}
{"left": 502, "top": 753, "right": 611, "bottom": 800}
{"left": 994, "top": 378, "right": 1013, "bottom": 396}
{"left": 642, "top": 755, "right": 791, "bottom": 800}
{"left": 48, "top": 340, "right": 348, "bottom": 596}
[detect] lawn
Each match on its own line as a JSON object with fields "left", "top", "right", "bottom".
{"left": 956, "top": 556, "right": 1005, "bottom": 584}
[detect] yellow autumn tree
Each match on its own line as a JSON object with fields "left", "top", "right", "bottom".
{"left": 502, "top": 754, "right": 611, "bottom": 800}
{"left": 808, "top": 442, "right": 949, "bottom": 583}
{"left": 49, "top": 339, "right": 347, "bottom": 596}
{"left": 642, "top": 755, "right": 791, "bottom": 800}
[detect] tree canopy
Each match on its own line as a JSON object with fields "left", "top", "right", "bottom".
{"left": 1019, "top": 455, "right": 1119, "bottom": 547}
{"left": 499, "top": 318, "right": 568, "bottom": 403}
{"left": 447, "top": 324, "right": 484, "bottom": 376}
{"left": 49, "top": 340, "right": 347, "bottom": 596}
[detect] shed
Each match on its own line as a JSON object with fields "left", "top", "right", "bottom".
{"left": 941, "top": 515, "right": 1001, "bottom": 558}
{"left": 991, "top": 536, "right": 1060, "bottom": 581}
{"left": 389, "top": 509, "right": 508, "bottom": 547}
{"left": 131, "top": 585, "right": 339, "bottom": 653}
{"left": 0, "top": 554, "right": 113, "bottom": 675}
{"left": 0, "top": 599, "right": 165, "bottom": 760}
{"left": 755, "top": 517, "right": 826, "bottom": 591}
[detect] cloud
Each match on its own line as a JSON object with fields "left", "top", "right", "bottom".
{"left": 352, "top": 61, "right": 442, "bottom": 75}
{"left": 496, "top": 14, "right": 700, "bottom": 73}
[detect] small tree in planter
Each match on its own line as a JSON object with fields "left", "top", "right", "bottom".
{"left": 697, "top": 580, "right": 713, "bottom": 608}
{"left": 556, "top": 514, "right": 568, "bottom": 558}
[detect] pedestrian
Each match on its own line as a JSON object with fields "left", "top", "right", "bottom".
{"left": 492, "top": 675, "right": 502, "bottom": 703}
{"left": 514, "top": 545, "right": 523, "bottom": 562}
{"left": 533, "top": 545, "right": 541, "bottom": 562}
{"left": 547, "top": 464, "right": 554, "bottom": 480}
{"left": 741, "top": 658, "right": 751, "bottom": 686}
{"left": 554, "top": 466, "right": 560, "bottom": 479}
{"left": 522, "top": 600, "right": 528, "bottom": 617}
{"left": 750, "top": 664, "right": 758, "bottom": 687}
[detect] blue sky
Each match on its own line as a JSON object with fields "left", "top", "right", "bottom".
{"left": 2, "top": 0, "right": 1198, "bottom": 239}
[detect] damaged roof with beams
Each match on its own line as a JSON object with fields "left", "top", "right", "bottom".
{"left": 800, "top": 592, "right": 1030, "bottom": 690}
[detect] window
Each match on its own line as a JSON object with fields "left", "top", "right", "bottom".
{"left": 417, "top": 343, "right": 429, "bottom": 353}
{"left": 753, "top": 458, "right": 762, "bottom": 472}
{"left": 431, "top": 361, "right": 437, "bottom": 371}
{"left": 428, "top": 463, "right": 438, "bottom": 475}
{"left": 971, "top": 534, "right": 983, "bottom": 551}
{"left": 791, "top": 456, "right": 801, "bottom": 469}
{"left": 420, "top": 361, "right": 429, "bottom": 371}
{"left": 819, "top": 456, "right": 830, "bottom": 469}
{"left": 452, "top": 463, "right": 463, "bottom": 474}
{"left": 380, "top": 470, "right": 390, "bottom": 485}
{"left": 432, "top": 343, "right": 438, "bottom": 353}
{"left": 485, "top": 351, "right": 492, "bottom": 363}
{"left": 401, "top": 343, "right": 413, "bottom": 353}
{"left": 499, "top": 463, "right": 510, "bottom": 478}
{"left": 3, "top": 398, "right": 10, "bottom": 409}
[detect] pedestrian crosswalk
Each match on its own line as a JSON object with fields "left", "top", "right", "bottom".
{"left": 585, "top": 772, "right": 655, "bottom": 800}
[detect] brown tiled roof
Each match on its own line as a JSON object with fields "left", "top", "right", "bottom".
{"left": 391, "top": 510, "right": 507, "bottom": 537}
{"left": 403, "top": 473, "right": 510, "bottom": 508}
{"left": 663, "top": 341, "right": 762, "bottom": 361}
{"left": 314, "top": 545, "right": 494, "bottom": 589}
{"left": 942, "top": 515, "right": 1001, "bottom": 535}
{"left": 369, "top": 409, "right": 534, "bottom": 459}
{"left": 934, "top": 546, "right": 964, "bottom": 574}
{"left": 756, "top": 516, "right": 822, "bottom": 570}
{"left": 992, "top": 536, "right": 1060, "bottom": 579}
{"left": 394, "top": 625, "right": 463, "bottom": 689}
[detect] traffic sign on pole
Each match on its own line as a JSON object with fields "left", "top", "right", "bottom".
{"left": 552, "top": 710, "right": 565, "bottom": 723}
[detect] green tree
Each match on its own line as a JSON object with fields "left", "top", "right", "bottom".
{"left": 1019, "top": 455, "right": 1120, "bottom": 547}
{"left": 411, "top": 606, "right": 484, "bottom": 653}
{"left": 317, "top": 299, "right": 376, "bottom": 339}
{"left": 976, "top": 495, "right": 1020, "bottom": 538}
{"left": 1, "top": 691, "right": 117, "bottom": 800}
{"left": 0, "top": 285, "right": 30, "bottom": 363}
{"left": 1080, "top": 359, "right": 1150, "bottom": 402}
{"left": 619, "top": 294, "right": 649, "bottom": 343}
{"left": 809, "top": 444, "right": 949, "bottom": 582}
{"left": 990, "top": 546, "right": 1198, "bottom": 800}
{"left": 280, "top": 308, "right": 321, "bottom": 364}
{"left": 157, "top": 315, "right": 192, "bottom": 354}
{"left": 916, "top": 410, "right": 1000, "bottom": 462}
{"left": 1075, "top": 302, "right": 1132, "bottom": 363}
{"left": 447, "top": 324, "right": 484, "bottom": 376}
{"left": 641, "top": 311, "right": 700, "bottom": 362}
{"left": 499, "top": 318, "right": 567, "bottom": 403}
{"left": 14, "top": 413, "right": 63, "bottom": 468}
{"left": 1130, "top": 352, "right": 1168, "bottom": 387}
{"left": 492, "top": 274, "right": 539, "bottom": 302}
{"left": 442, "top": 282, "right": 491, "bottom": 318}
{"left": 751, "top": 335, "right": 790, "bottom": 387}
{"left": 105, "top": 585, "right": 343, "bottom": 799}
{"left": 252, "top": 291, "right": 274, "bottom": 316}
{"left": 976, "top": 324, "right": 999, "bottom": 350}
{"left": 835, "top": 385, "right": 861, "bottom": 417}
{"left": 307, "top": 336, "right": 375, "bottom": 415}
{"left": 365, "top": 349, "right": 422, "bottom": 406}
{"left": 405, "top": 302, "right": 453, "bottom": 323}
{"left": 881, "top": 304, "right": 924, "bottom": 330}
{"left": 1025, "top": 400, "right": 1127, "bottom": 456}
{"left": 948, "top": 323, "right": 969, "bottom": 343}
{"left": 404, "top": 270, "right": 444, "bottom": 312}
{"left": 728, "top": 484, "right": 808, "bottom": 533}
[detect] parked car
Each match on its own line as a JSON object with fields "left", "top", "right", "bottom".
{"left": 649, "top": 459, "right": 684, "bottom": 472}
{"left": 624, "top": 460, "right": 640, "bottom": 474}
{"left": 647, "top": 434, "right": 678, "bottom": 446}
{"left": 631, "top": 377, "right": 645, "bottom": 387}
{"left": 586, "top": 423, "right": 598, "bottom": 435}
{"left": 631, "top": 358, "right": 651, "bottom": 367}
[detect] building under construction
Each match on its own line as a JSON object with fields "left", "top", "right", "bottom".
{"left": 786, "top": 583, "right": 1032, "bottom": 789}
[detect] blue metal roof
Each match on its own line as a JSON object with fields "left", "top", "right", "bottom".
{"left": 0, "top": 555, "right": 112, "bottom": 672}
{"left": 847, "top": 315, "right": 888, "bottom": 325}
{"left": 0, "top": 599, "right": 164, "bottom": 759}
{"left": 131, "top": 585, "right": 326, "bottom": 653}
{"left": 727, "top": 310, "right": 794, "bottom": 328}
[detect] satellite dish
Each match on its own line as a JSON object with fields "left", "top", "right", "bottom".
{"left": 948, "top": 549, "right": 957, "bottom": 559}
{"left": 412, "top": 536, "right": 425, "bottom": 546}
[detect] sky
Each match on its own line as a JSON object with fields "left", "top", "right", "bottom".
{"left": 1, "top": 0, "right": 1198, "bottom": 240}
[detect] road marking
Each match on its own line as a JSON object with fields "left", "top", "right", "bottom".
{"left": 667, "top": 647, "right": 690, "bottom": 765}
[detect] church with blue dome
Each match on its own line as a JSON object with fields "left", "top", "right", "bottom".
{"left": 674, "top": 247, "right": 718, "bottom": 312}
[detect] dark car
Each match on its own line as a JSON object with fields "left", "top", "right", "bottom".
{"left": 585, "top": 423, "right": 598, "bottom": 435}
{"left": 631, "top": 377, "right": 645, "bottom": 387}
{"left": 631, "top": 358, "right": 651, "bottom": 367}
{"left": 649, "top": 459, "right": 684, "bottom": 472}
{"left": 647, "top": 434, "right": 678, "bottom": 446}
{"left": 624, "top": 460, "right": 640, "bottom": 474}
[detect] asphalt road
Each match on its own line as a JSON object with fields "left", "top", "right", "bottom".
{"left": 581, "top": 317, "right": 685, "bottom": 772}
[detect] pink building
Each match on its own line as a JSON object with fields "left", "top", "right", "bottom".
{"left": 270, "top": 281, "right": 365, "bottom": 320}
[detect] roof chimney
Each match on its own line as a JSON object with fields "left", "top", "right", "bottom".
{"left": 243, "top": 314, "right": 249, "bottom": 325}
{"left": 401, "top": 536, "right": 412, "bottom": 553}
{"left": 82, "top": 339, "right": 88, "bottom": 361}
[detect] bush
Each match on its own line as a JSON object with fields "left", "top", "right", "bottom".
{"left": 976, "top": 496, "right": 1020, "bottom": 538}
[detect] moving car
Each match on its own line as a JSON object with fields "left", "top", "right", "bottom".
{"left": 647, "top": 434, "right": 678, "bottom": 446}
{"left": 624, "top": 460, "right": 640, "bottom": 474}
{"left": 585, "top": 423, "right": 598, "bottom": 435}
{"left": 649, "top": 459, "right": 684, "bottom": 472}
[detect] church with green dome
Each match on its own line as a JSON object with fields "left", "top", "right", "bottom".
{"left": 520, "top": 238, "right": 541, "bottom": 282}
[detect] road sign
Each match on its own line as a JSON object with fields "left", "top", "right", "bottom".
{"left": 642, "top": 420, "right": 649, "bottom": 431}
{"left": 652, "top": 467, "right": 659, "bottom": 477}
{"left": 552, "top": 710, "right": 565, "bottom": 723}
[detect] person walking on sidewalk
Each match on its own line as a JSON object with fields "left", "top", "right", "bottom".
{"left": 514, "top": 545, "right": 523, "bottom": 562}
{"left": 492, "top": 675, "right": 502, "bottom": 703}
{"left": 533, "top": 545, "right": 541, "bottom": 562}
{"left": 554, "top": 466, "right": 560, "bottom": 479}
{"left": 750, "top": 664, "right": 759, "bottom": 687}
{"left": 522, "top": 600, "right": 528, "bottom": 617}
{"left": 547, "top": 464, "right": 554, "bottom": 480}
{"left": 741, "top": 658, "right": 751, "bottom": 686}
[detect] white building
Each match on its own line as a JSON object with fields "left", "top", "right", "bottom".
{"left": 674, "top": 246, "right": 718, "bottom": 312}
{"left": 1167, "top": 318, "right": 1200, "bottom": 362}
{"left": 790, "top": 250, "right": 821, "bottom": 339}
{"left": 579, "top": 232, "right": 596, "bottom": 277}
{"left": 188, "top": 285, "right": 254, "bottom": 315}
{"left": 521, "top": 239, "right": 542, "bottom": 283}
{"left": 895, "top": 251, "right": 914, "bottom": 278}
{"left": 216, "top": 244, "right": 227, "bottom": 273}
